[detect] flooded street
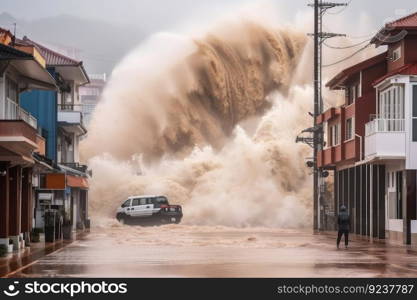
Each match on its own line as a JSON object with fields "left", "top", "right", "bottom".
{"left": 7, "top": 225, "right": 417, "bottom": 278}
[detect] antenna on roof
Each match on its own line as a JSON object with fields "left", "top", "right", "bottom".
{"left": 11, "top": 22, "right": 16, "bottom": 46}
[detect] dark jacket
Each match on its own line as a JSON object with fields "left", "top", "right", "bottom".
{"left": 337, "top": 211, "right": 350, "bottom": 231}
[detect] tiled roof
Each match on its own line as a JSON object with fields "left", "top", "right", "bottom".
{"left": 373, "top": 63, "right": 417, "bottom": 86}
{"left": 19, "top": 36, "right": 80, "bottom": 66}
{"left": 0, "top": 43, "right": 32, "bottom": 60}
{"left": 371, "top": 11, "right": 417, "bottom": 45}
{"left": 386, "top": 12, "right": 417, "bottom": 28}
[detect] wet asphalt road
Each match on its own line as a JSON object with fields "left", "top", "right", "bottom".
{"left": 6, "top": 225, "right": 417, "bottom": 278}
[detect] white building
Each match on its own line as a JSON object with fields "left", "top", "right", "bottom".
{"left": 79, "top": 73, "right": 106, "bottom": 127}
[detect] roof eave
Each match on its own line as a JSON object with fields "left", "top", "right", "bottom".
{"left": 8, "top": 57, "right": 57, "bottom": 90}
{"left": 51, "top": 62, "right": 90, "bottom": 85}
{"left": 326, "top": 52, "right": 387, "bottom": 89}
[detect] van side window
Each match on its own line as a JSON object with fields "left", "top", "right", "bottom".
{"left": 121, "top": 200, "right": 131, "bottom": 207}
{"left": 131, "top": 199, "right": 140, "bottom": 206}
{"left": 155, "top": 196, "right": 168, "bottom": 205}
{"left": 139, "top": 198, "right": 147, "bottom": 205}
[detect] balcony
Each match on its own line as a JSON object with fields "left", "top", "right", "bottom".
{"left": 0, "top": 120, "right": 41, "bottom": 160}
{"left": 60, "top": 162, "right": 88, "bottom": 174}
{"left": 3, "top": 97, "right": 37, "bottom": 129}
{"left": 365, "top": 118, "right": 406, "bottom": 160}
{"left": 0, "top": 96, "right": 44, "bottom": 161}
{"left": 58, "top": 104, "right": 87, "bottom": 135}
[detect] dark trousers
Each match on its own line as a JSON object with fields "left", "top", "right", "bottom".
{"left": 337, "top": 229, "right": 349, "bottom": 247}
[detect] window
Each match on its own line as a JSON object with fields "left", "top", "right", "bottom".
{"left": 347, "top": 84, "right": 359, "bottom": 105}
{"left": 345, "top": 118, "right": 354, "bottom": 141}
{"left": 379, "top": 85, "right": 404, "bottom": 129}
{"left": 387, "top": 172, "right": 396, "bottom": 188}
{"left": 121, "top": 200, "right": 131, "bottom": 208}
{"left": 392, "top": 46, "right": 401, "bottom": 61}
{"left": 388, "top": 171, "right": 403, "bottom": 219}
{"left": 330, "top": 123, "right": 340, "bottom": 146}
{"left": 81, "top": 87, "right": 99, "bottom": 96}
{"left": 131, "top": 199, "right": 140, "bottom": 206}
{"left": 328, "top": 126, "right": 333, "bottom": 147}
{"left": 139, "top": 198, "right": 147, "bottom": 205}
{"left": 153, "top": 196, "right": 168, "bottom": 205}
{"left": 6, "top": 77, "right": 18, "bottom": 102}
{"left": 388, "top": 171, "right": 390, "bottom": 188}
{"left": 413, "top": 86, "right": 417, "bottom": 142}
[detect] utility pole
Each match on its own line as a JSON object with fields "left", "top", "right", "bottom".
{"left": 297, "top": 0, "right": 346, "bottom": 231}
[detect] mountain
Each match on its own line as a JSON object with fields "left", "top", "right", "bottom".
{"left": 0, "top": 12, "right": 146, "bottom": 76}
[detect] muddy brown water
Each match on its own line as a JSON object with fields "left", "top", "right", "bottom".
{"left": 6, "top": 225, "right": 417, "bottom": 278}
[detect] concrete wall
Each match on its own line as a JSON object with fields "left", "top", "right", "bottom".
{"left": 406, "top": 83, "right": 417, "bottom": 169}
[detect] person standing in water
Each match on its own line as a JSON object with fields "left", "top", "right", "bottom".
{"left": 337, "top": 205, "right": 350, "bottom": 249}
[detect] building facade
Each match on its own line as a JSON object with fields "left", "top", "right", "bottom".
{"left": 317, "top": 13, "right": 417, "bottom": 245}
{"left": 0, "top": 28, "right": 56, "bottom": 250}
{"left": 18, "top": 37, "right": 90, "bottom": 233}
{"left": 79, "top": 73, "right": 106, "bottom": 127}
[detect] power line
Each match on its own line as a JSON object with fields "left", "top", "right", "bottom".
{"left": 347, "top": 32, "right": 376, "bottom": 39}
{"left": 326, "top": 0, "right": 352, "bottom": 15}
{"left": 323, "top": 38, "right": 371, "bottom": 49}
{"left": 323, "top": 43, "right": 371, "bottom": 67}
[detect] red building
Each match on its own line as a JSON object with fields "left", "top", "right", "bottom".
{"left": 318, "top": 12, "right": 417, "bottom": 245}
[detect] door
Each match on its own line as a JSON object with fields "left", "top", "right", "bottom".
{"left": 121, "top": 199, "right": 132, "bottom": 216}
{"left": 143, "top": 198, "right": 154, "bottom": 216}
{"left": 129, "top": 198, "right": 153, "bottom": 217}
{"left": 130, "top": 198, "right": 143, "bottom": 217}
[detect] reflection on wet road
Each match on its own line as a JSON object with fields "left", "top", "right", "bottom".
{"left": 8, "top": 225, "right": 417, "bottom": 277}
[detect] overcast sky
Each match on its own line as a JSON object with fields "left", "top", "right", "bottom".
{"left": 1, "top": 0, "right": 417, "bottom": 74}
{"left": 3, "top": 0, "right": 417, "bottom": 33}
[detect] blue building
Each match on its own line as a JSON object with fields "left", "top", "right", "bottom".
{"left": 17, "top": 37, "right": 90, "bottom": 233}
{"left": 21, "top": 84, "right": 57, "bottom": 161}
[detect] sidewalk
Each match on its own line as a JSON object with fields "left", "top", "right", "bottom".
{"left": 318, "top": 230, "right": 417, "bottom": 253}
{"left": 0, "top": 232, "right": 87, "bottom": 278}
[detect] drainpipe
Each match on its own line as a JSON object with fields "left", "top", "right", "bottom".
{"left": 355, "top": 134, "right": 363, "bottom": 161}
{"left": 370, "top": 165, "right": 373, "bottom": 242}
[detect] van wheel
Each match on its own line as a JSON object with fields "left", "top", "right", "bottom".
{"left": 117, "top": 213, "right": 127, "bottom": 225}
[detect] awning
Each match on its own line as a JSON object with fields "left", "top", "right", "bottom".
{"left": 67, "top": 175, "right": 89, "bottom": 189}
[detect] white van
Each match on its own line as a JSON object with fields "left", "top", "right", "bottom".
{"left": 116, "top": 195, "right": 182, "bottom": 225}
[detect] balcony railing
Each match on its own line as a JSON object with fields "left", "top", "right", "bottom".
{"left": 365, "top": 119, "right": 405, "bottom": 136}
{"left": 60, "top": 162, "right": 88, "bottom": 174}
{"left": 3, "top": 97, "right": 37, "bottom": 129}
{"left": 58, "top": 104, "right": 83, "bottom": 112}
{"left": 58, "top": 104, "right": 84, "bottom": 126}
